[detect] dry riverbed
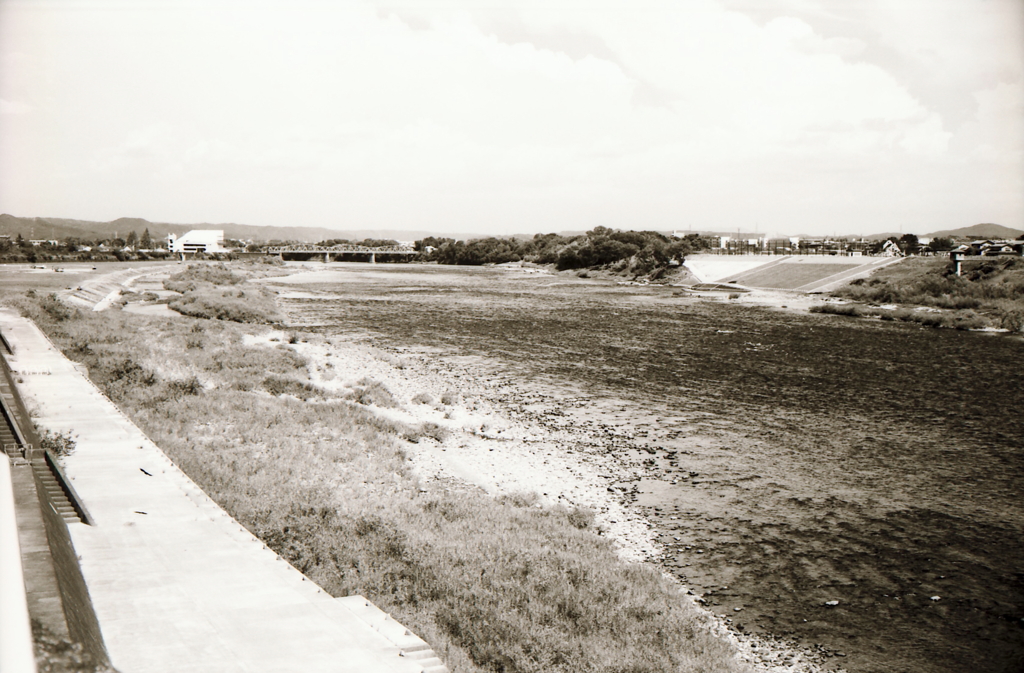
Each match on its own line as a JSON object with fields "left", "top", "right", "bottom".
{"left": 253, "top": 310, "right": 842, "bottom": 673}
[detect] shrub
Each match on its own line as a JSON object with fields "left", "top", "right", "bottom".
{"left": 39, "top": 293, "right": 77, "bottom": 322}
{"left": 164, "top": 264, "right": 245, "bottom": 292}
{"left": 403, "top": 422, "right": 450, "bottom": 443}
{"left": 168, "top": 286, "right": 282, "bottom": 324}
{"left": 40, "top": 429, "right": 77, "bottom": 459}
{"left": 345, "top": 377, "right": 398, "bottom": 408}
{"left": 810, "top": 303, "right": 863, "bottom": 317}
{"left": 998, "top": 309, "right": 1024, "bottom": 332}
{"left": 950, "top": 310, "right": 987, "bottom": 331}
{"left": 565, "top": 506, "right": 595, "bottom": 530}
{"left": 262, "top": 376, "right": 322, "bottom": 400}
{"left": 167, "top": 376, "right": 204, "bottom": 398}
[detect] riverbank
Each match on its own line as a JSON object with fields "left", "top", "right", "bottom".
{"left": 2, "top": 267, "right": 785, "bottom": 673}
{"left": 264, "top": 266, "right": 850, "bottom": 671}
{"left": 815, "top": 256, "right": 1024, "bottom": 333}
{"left": 13, "top": 259, "right": 1020, "bottom": 671}
{"left": 261, "top": 313, "right": 843, "bottom": 672}
{"left": 266, "top": 261, "right": 1023, "bottom": 673}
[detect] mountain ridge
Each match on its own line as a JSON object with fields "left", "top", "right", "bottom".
{"left": 1, "top": 214, "right": 1020, "bottom": 244}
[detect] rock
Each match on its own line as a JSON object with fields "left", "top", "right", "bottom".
{"left": 930, "top": 595, "right": 941, "bottom": 601}
{"left": 824, "top": 600, "right": 839, "bottom": 606}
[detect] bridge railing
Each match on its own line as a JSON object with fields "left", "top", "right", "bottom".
{"left": 267, "top": 245, "right": 418, "bottom": 254}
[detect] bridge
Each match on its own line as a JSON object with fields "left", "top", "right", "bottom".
{"left": 267, "top": 245, "right": 419, "bottom": 263}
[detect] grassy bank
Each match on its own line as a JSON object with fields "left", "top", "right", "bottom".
{"left": 5, "top": 284, "right": 749, "bottom": 673}
{"left": 815, "top": 256, "right": 1024, "bottom": 331}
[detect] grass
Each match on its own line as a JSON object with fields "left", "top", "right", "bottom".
{"left": 823, "top": 256, "right": 1024, "bottom": 331}
{"left": 31, "top": 619, "right": 117, "bottom": 673}
{"left": 163, "top": 263, "right": 283, "bottom": 323}
{"left": 4, "top": 287, "right": 750, "bottom": 673}
{"left": 810, "top": 302, "right": 991, "bottom": 330}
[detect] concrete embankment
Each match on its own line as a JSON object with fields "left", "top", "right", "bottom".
{"left": 684, "top": 254, "right": 902, "bottom": 292}
{"left": 0, "top": 308, "right": 446, "bottom": 673}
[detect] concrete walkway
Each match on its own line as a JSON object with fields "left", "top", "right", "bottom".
{"left": 0, "top": 308, "right": 445, "bottom": 673}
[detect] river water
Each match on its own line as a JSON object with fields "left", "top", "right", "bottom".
{"left": 275, "top": 263, "right": 1023, "bottom": 673}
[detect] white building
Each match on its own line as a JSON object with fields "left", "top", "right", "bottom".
{"left": 167, "top": 230, "right": 227, "bottom": 254}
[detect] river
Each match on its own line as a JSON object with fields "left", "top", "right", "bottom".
{"left": 275, "top": 263, "right": 1023, "bottom": 673}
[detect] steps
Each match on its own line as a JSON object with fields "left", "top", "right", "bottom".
{"left": 333, "top": 596, "right": 449, "bottom": 673}
{"left": 32, "top": 460, "right": 82, "bottom": 523}
{"left": 62, "top": 268, "right": 144, "bottom": 310}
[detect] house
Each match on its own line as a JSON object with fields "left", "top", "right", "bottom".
{"left": 879, "top": 239, "right": 903, "bottom": 257}
{"left": 167, "top": 230, "right": 227, "bottom": 254}
{"left": 955, "top": 240, "right": 1024, "bottom": 257}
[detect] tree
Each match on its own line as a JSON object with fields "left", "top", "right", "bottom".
{"left": 126, "top": 231, "right": 138, "bottom": 250}
{"left": 898, "top": 234, "right": 920, "bottom": 254}
{"left": 140, "top": 229, "right": 152, "bottom": 249}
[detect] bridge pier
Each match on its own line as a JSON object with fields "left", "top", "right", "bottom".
{"left": 325, "top": 252, "right": 330, "bottom": 263}
{"left": 370, "top": 253, "right": 376, "bottom": 264}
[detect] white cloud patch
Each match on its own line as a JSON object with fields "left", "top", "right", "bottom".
{"left": 0, "top": 98, "right": 32, "bottom": 115}
{"left": 0, "top": 0, "right": 1020, "bottom": 233}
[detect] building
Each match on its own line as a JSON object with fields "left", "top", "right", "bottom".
{"left": 954, "top": 239, "right": 1024, "bottom": 257}
{"left": 167, "top": 230, "right": 227, "bottom": 254}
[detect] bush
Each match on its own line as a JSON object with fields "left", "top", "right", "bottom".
{"left": 167, "top": 376, "right": 204, "bottom": 398}
{"left": 403, "top": 422, "right": 450, "bottom": 443}
{"left": 40, "top": 429, "right": 77, "bottom": 459}
{"left": 39, "top": 293, "right": 77, "bottom": 322}
{"left": 262, "top": 375, "right": 322, "bottom": 400}
{"left": 345, "top": 377, "right": 398, "bottom": 408}
{"left": 164, "top": 264, "right": 244, "bottom": 292}
{"left": 950, "top": 310, "right": 987, "bottom": 331}
{"left": 810, "top": 303, "right": 863, "bottom": 317}
{"left": 168, "top": 286, "right": 282, "bottom": 324}
{"left": 998, "top": 310, "right": 1024, "bottom": 332}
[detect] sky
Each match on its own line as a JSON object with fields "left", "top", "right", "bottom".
{"left": 1, "top": 0, "right": 1022, "bottom": 237}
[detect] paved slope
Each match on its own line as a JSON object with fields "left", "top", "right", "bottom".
{"left": 0, "top": 308, "right": 444, "bottom": 673}
{"left": 721, "top": 256, "right": 903, "bottom": 292}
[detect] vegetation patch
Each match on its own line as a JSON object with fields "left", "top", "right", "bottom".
{"left": 822, "top": 256, "right": 1024, "bottom": 331}
{"left": 163, "top": 264, "right": 282, "bottom": 323}
{"left": 417, "top": 227, "right": 708, "bottom": 281}
{"left": 163, "top": 264, "right": 246, "bottom": 292}
{"left": 343, "top": 377, "right": 399, "bottom": 408}
{"left": 40, "top": 428, "right": 78, "bottom": 460}
{"left": 8, "top": 291, "right": 748, "bottom": 673}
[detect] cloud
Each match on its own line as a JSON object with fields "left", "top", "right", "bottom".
{"left": 0, "top": 98, "right": 32, "bottom": 115}
{"left": 0, "top": 0, "right": 1020, "bottom": 234}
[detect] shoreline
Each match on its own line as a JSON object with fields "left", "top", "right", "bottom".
{"left": 265, "top": 266, "right": 842, "bottom": 673}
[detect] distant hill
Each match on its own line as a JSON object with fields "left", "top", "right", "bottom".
{"left": 925, "top": 223, "right": 1023, "bottom": 240}
{"left": 0, "top": 214, "right": 446, "bottom": 244}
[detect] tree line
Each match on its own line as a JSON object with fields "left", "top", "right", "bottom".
{"left": 0, "top": 228, "right": 172, "bottom": 263}
{"left": 415, "top": 228, "right": 710, "bottom": 273}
